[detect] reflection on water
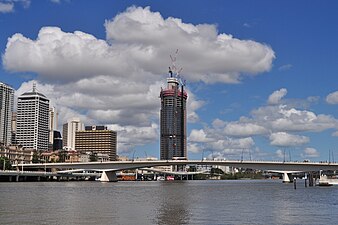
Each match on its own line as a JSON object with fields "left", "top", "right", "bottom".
{"left": 156, "top": 182, "right": 191, "bottom": 225}
{"left": 1, "top": 180, "right": 338, "bottom": 225}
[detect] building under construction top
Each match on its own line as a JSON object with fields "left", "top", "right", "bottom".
{"left": 160, "top": 69, "right": 188, "bottom": 160}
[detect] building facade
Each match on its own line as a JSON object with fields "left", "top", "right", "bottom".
{"left": 0, "top": 82, "right": 14, "bottom": 146}
{"left": 62, "top": 118, "right": 85, "bottom": 150}
{"left": 160, "top": 73, "right": 188, "bottom": 160}
{"left": 11, "top": 112, "right": 17, "bottom": 144}
{"left": 49, "top": 107, "right": 58, "bottom": 146}
{"left": 75, "top": 125, "right": 117, "bottom": 161}
{"left": 16, "top": 85, "right": 49, "bottom": 151}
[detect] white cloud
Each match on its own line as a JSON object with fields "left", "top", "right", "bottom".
{"left": 108, "top": 124, "right": 158, "bottom": 154}
{"left": 278, "top": 64, "right": 292, "bottom": 71}
{"left": 224, "top": 122, "right": 267, "bottom": 137}
{"left": 187, "top": 143, "right": 202, "bottom": 154}
{"left": 0, "top": 2, "right": 14, "bottom": 13}
{"left": 188, "top": 126, "right": 255, "bottom": 155}
{"left": 0, "top": 0, "right": 30, "bottom": 12}
{"left": 301, "top": 147, "right": 320, "bottom": 158}
{"left": 188, "top": 129, "right": 212, "bottom": 143}
{"left": 269, "top": 132, "right": 309, "bottom": 147}
{"left": 251, "top": 105, "right": 338, "bottom": 132}
{"left": 3, "top": 6, "right": 275, "bottom": 84}
{"left": 212, "top": 118, "right": 226, "bottom": 129}
{"left": 3, "top": 6, "right": 275, "bottom": 153}
{"left": 326, "top": 91, "right": 338, "bottom": 104}
{"left": 332, "top": 131, "right": 338, "bottom": 137}
{"left": 275, "top": 149, "right": 284, "bottom": 159}
{"left": 267, "top": 88, "right": 287, "bottom": 105}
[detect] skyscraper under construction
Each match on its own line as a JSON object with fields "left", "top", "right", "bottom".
{"left": 160, "top": 69, "right": 188, "bottom": 160}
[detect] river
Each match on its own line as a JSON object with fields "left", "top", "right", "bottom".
{"left": 1, "top": 180, "right": 338, "bottom": 224}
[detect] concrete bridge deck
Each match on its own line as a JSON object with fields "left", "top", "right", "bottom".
{"left": 16, "top": 160, "right": 338, "bottom": 172}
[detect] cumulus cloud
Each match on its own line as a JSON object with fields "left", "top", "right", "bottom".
{"left": 278, "top": 64, "right": 292, "bottom": 71}
{"left": 3, "top": 6, "right": 274, "bottom": 84}
{"left": 3, "top": 6, "right": 275, "bottom": 154}
{"left": 0, "top": 2, "right": 13, "bottom": 13}
{"left": 275, "top": 149, "right": 284, "bottom": 159}
{"left": 332, "top": 131, "right": 338, "bottom": 137}
{"left": 251, "top": 104, "right": 338, "bottom": 133}
{"left": 188, "top": 125, "right": 255, "bottom": 156}
{"left": 326, "top": 91, "right": 338, "bottom": 104}
{"left": 224, "top": 122, "right": 267, "bottom": 137}
{"left": 0, "top": 0, "right": 30, "bottom": 12}
{"left": 269, "top": 132, "right": 309, "bottom": 147}
{"left": 267, "top": 88, "right": 287, "bottom": 105}
{"left": 188, "top": 129, "right": 212, "bottom": 143}
{"left": 301, "top": 147, "right": 320, "bottom": 158}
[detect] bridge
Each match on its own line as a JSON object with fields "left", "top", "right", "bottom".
{"left": 0, "top": 170, "right": 100, "bottom": 182}
{"left": 16, "top": 160, "right": 338, "bottom": 182}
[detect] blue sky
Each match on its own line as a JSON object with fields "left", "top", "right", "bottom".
{"left": 1, "top": 0, "right": 338, "bottom": 161}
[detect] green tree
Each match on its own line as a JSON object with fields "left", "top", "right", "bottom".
{"left": 211, "top": 167, "right": 224, "bottom": 175}
{"left": 89, "top": 152, "right": 98, "bottom": 162}
{"left": 0, "top": 157, "right": 12, "bottom": 170}
{"left": 32, "top": 151, "right": 41, "bottom": 163}
{"left": 57, "top": 150, "right": 67, "bottom": 163}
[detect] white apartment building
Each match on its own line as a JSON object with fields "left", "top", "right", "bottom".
{"left": 0, "top": 82, "right": 14, "bottom": 146}
{"left": 16, "top": 85, "right": 49, "bottom": 151}
{"left": 62, "top": 118, "right": 84, "bottom": 150}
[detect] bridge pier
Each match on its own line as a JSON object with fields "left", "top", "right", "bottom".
{"left": 100, "top": 171, "right": 117, "bottom": 182}
{"left": 282, "top": 172, "right": 292, "bottom": 183}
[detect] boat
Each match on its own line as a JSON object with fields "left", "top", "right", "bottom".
{"left": 157, "top": 176, "right": 165, "bottom": 181}
{"left": 318, "top": 174, "right": 338, "bottom": 186}
{"left": 166, "top": 176, "right": 174, "bottom": 181}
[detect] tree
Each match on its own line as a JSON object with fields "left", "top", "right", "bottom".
{"left": 211, "top": 167, "right": 224, "bottom": 175}
{"left": 32, "top": 151, "right": 41, "bottom": 163}
{"left": 0, "top": 157, "right": 12, "bottom": 170}
{"left": 57, "top": 150, "right": 67, "bottom": 163}
{"left": 89, "top": 152, "right": 98, "bottom": 162}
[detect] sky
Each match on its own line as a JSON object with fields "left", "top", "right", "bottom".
{"left": 1, "top": 0, "right": 338, "bottom": 161}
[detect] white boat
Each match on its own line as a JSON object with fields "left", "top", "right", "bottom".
{"left": 157, "top": 176, "right": 165, "bottom": 181}
{"left": 318, "top": 174, "right": 338, "bottom": 186}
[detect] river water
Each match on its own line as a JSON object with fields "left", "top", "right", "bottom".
{"left": 1, "top": 180, "right": 338, "bottom": 225}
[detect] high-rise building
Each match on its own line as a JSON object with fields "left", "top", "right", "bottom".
{"left": 53, "top": 130, "right": 62, "bottom": 151}
{"left": 16, "top": 84, "right": 49, "bottom": 151}
{"left": 49, "top": 107, "right": 58, "bottom": 145}
{"left": 75, "top": 125, "right": 117, "bottom": 161}
{"left": 0, "top": 82, "right": 14, "bottom": 146}
{"left": 160, "top": 70, "right": 188, "bottom": 160}
{"left": 62, "top": 118, "right": 84, "bottom": 150}
{"left": 11, "top": 112, "right": 17, "bottom": 144}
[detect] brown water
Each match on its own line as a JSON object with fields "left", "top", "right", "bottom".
{"left": 1, "top": 180, "right": 338, "bottom": 225}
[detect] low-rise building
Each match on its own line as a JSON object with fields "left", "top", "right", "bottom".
{"left": 0, "top": 144, "right": 34, "bottom": 164}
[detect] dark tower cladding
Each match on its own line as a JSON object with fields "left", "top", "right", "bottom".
{"left": 160, "top": 68, "right": 188, "bottom": 160}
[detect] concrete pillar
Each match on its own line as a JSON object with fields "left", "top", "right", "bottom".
{"left": 15, "top": 175, "right": 19, "bottom": 182}
{"left": 9, "top": 176, "right": 12, "bottom": 182}
{"left": 282, "top": 172, "right": 292, "bottom": 183}
{"left": 100, "top": 171, "right": 118, "bottom": 182}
